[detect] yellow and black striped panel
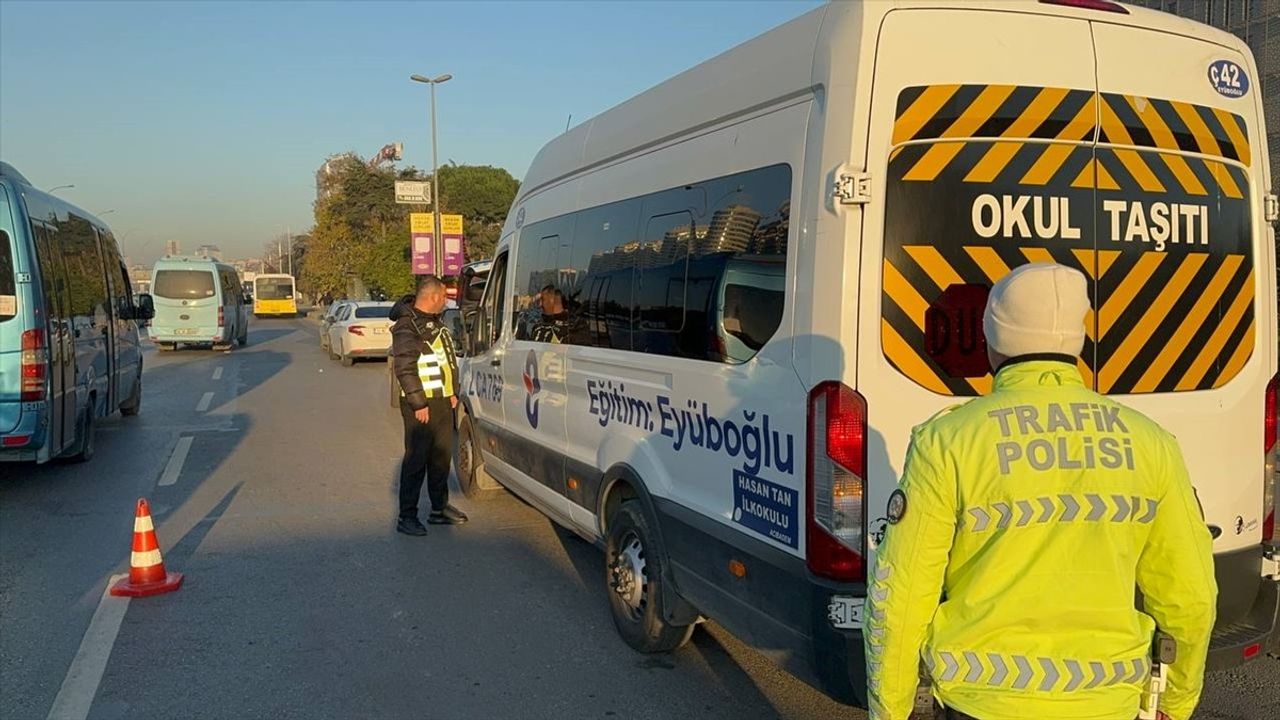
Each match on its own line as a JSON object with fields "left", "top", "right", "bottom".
{"left": 882, "top": 128, "right": 1255, "bottom": 397}
{"left": 894, "top": 84, "right": 1250, "bottom": 167}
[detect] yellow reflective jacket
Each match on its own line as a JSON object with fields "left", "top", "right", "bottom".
{"left": 865, "top": 360, "right": 1216, "bottom": 720}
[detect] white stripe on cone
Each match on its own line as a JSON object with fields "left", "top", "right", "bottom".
{"left": 133, "top": 514, "right": 155, "bottom": 533}
{"left": 131, "top": 549, "right": 163, "bottom": 568}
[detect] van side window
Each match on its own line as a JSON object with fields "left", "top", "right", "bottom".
{"left": 473, "top": 252, "right": 509, "bottom": 354}
{"left": 507, "top": 164, "right": 790, "bottom": 362}
{"left": 60, "top": 213, "right": 109, "bottom": 319}
{"left": 31, "top": 222, "right": 69, "bottom": 336}
{"left": 571, "top": 198, "right": 641, "bottom": 349}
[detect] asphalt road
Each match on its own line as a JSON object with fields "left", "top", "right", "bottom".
{"left": 1, "top": 316, "right": 1276, "bottom": 720}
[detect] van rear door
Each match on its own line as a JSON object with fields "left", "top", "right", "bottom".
{"left": 0, "top": 184, "right": 23, "bottom": 435}
{"left": 153, "top": 267, "right": 219, "bottom": 337}
{"left": 1090, "top": 21, "right": 1268, "bottom": 556}
{"left": 861, "top": 6, "right": 1098, "bottom": 551}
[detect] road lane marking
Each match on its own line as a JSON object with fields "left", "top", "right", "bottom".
{"left": 46, "top": 574, "right": 130, "bottom": 720}
{"left": 195, "top": 392, "right": 214, "bottom": 412}
{"left": 212, "top": 367, "right": 223, "bottom": 380}
{"left": 158, "top": 436, "right": 194, "bottom": 487}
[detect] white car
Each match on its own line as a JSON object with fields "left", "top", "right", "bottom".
{"left": 318, "top": 300, "right": 353, "bottom": 353}
{"left": 327, "top": 301, "right": 394, "bottom": 366}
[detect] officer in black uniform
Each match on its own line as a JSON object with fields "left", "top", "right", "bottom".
{"left": 390, "top": 276, "right": 468, "bottom": 536}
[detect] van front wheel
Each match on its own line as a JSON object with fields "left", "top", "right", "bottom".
{"left": 605, "top": 500, "right": 695, "bottom": 653}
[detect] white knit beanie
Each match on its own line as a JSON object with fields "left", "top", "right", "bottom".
{"left": 983, "top": 263, "right": 1090, "bottom": 358}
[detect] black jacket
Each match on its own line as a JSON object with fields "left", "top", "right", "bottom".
{"left": 391, "top": 295, "right": 460, "bottom": 408}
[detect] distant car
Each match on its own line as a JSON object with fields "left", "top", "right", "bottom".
{"left": 327, "top": 301, "right": 394, "bottom": 366}
{"left": 318, "top": 300, "right": 353, "bottom": 353}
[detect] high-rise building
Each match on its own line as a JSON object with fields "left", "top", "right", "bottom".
{"left": 164, "top": 240, "right": 180, "bottom": 257}
{"left": 1127, "top": 0, "right": 1278, "bottom": 184}
{"left": 316, "top": 153, "right": 360, "bottom": 202}
{"left": 699, "top": 205, "right": 761, "bottom": 256}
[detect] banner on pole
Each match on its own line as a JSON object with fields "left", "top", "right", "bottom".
{"left": 441, "top": 214, "right": 465, "bottom": 276}
{"left": 410, "top": 213, "right": 436, "bottom": 275}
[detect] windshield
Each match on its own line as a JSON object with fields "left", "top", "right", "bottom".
{"left": 255, "top": 278, "right": 294, "bottom": 300}
{"left": 354, "top": 306, "right": 390, "bottom": 319}
{"left": 154, "top": 269, "right": 216, "bottom": 300}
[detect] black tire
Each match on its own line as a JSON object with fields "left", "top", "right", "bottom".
{"left": 340, "top": 354, "right": 354, "bottom": 367}
{"left": 121, "top": 373, "right": 142, "bottom": 417}
{"left": 604, "top": 500, "right": 695, "bottom": 653}
{"left": 67, "top": 405, "right": 96, "bottom": 463}
{"left": 456, "top": 416, "right": 499, "bottom": 498}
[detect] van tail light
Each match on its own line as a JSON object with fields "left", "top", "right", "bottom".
{"left": 217, "top": 306, "right": 225, "bottom": 328}
{"left": 1263, "top": 374, "right": 1277, "bottom": 543}
{"left": 348, "top": 325, "right": 365, "bottom": 336}
{"left": 20, "top": 328, "right": 48, "bottom": 402}
{"left": 1039, "top": 0, "right": 1129, "bottom": 13}
{"left": 806, "top": 381, "right": 866, "bottom": 582}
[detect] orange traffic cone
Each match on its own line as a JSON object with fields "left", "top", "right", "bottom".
{"left": 110, "top": 498, "right": 183, "bottom": 597}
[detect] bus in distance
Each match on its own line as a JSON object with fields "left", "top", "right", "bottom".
{"left": 253, "top": 273, "right": 297, "bottom": 318}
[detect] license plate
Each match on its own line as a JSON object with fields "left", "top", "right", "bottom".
{"left": 373, "top": 328, "right": 388, "bottom": 335}
{"left": 827, "top": 596, "right": 864, "bottom": 630}
{"left": 175, "top": 328, "right": 199, "bottom": 336}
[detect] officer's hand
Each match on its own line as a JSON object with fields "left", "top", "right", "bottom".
{"left": 415, "top": 407, "right": 430, "bottom": 424}
{"left": 450, "top": 396, "right": 458, "bottom": 409}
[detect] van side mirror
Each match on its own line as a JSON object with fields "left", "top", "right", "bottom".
{"left": 136, "top": 293, "right": 156, "bottom": 320}
{"left": 464, "top": 280, "right": 485, "bottom": 304}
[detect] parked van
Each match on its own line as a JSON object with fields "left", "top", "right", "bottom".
{"left": 457, "top": 0, "right": 1279, "bottom": 706}
{"left": 0, "top": 162, "right": 154, "bottom": 463}
{"left": 149, "top": 256, "right": 248, "bottom": 351}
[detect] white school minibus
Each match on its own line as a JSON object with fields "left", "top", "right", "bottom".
{"left": 456, "top": 0, "right": 1279, "bottom": 705}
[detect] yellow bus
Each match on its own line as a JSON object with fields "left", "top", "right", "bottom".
{"left": 253, "top": 274, "right": 298, "bottom": 318}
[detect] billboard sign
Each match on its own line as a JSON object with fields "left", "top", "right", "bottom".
{"left": 396, "top": 181, "right": 431, "bottom": 205}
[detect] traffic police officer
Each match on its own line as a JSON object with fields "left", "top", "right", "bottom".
{"left": 391, "top": 276, "right": 468, "bottom": 536}
{"left": 865, "top": 263, "right": 1216, "bottom": 720}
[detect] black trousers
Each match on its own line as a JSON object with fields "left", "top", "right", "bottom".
{"left": 398, "top": 396, "right": 454, "bottom": 520}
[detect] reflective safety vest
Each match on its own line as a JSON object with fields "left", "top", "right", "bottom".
{"left": 402, "top": 334, "right": 455, "bottom": 399}
{"left": 865, "top": 360, "right": 1216, "bottom": 720}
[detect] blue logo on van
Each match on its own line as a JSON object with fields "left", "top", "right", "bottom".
{"left": 523, "top": 350, "right": 540, "bottom": 428}
{"left": 1208, "top": 60, "right": 1249, "bottom": 98}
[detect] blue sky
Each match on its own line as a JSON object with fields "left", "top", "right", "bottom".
{"left": 0, "top": 0, "right": 823, "bottom": 263}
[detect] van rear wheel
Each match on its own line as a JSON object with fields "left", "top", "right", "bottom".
{"left": 66, "top": 406, "right": 96, "bottom": 463}
{"left": 605, "top": 500, "right": 695, "bottom": 653}
{"left": 121, "top": 373, "right": 142, "bottom": 417}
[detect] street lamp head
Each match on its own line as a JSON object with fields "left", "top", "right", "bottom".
{"left": 410, "top": 74, "right": 431, "bottom": 84}
{"left": 49, "top": 184, "right": 75, "bottom": 193}
{"left": 433, "top": 74, "right": 452, "bottom": 83}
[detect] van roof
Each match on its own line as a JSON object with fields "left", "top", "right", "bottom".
{"left": 517, "top": 0, "right": 1250, "bottom": 201}
{"left": 153, "top": 256, "right": 233, "bottom": 270}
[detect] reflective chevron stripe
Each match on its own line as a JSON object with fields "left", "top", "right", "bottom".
{"left": 930, "top": 651, "right": 1148, "bottom": 693}
{"left": 964, "top": 495, "right": 1158, "bottom": 531}
{"left": 894, "top": 84, "right": 1249, "bottom": 166}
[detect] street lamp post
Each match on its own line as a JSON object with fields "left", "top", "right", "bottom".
{"left": 48, "top": 184, "right": 74, "bottom": 194}
{"left": 410, "top": 73, "right": 452, "bottom": 277}
{"left": 98, "top": 209, "right": 116, "bottom": 216}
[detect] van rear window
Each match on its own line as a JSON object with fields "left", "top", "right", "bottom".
{"left": 154, "top": 270, "right": 216, "bottom": 299}
{"left": 354, "top": 306, "right": 390, "bottom": 319}
{"left": 0, "top": 230, "right": 14, "bottom": 321}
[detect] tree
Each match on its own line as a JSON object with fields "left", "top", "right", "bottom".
{"left": 302, "top": 156, "right": 519, "bottom": 298}
{"left": 437, "top": 164, "right": 520, "bottom": 261}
